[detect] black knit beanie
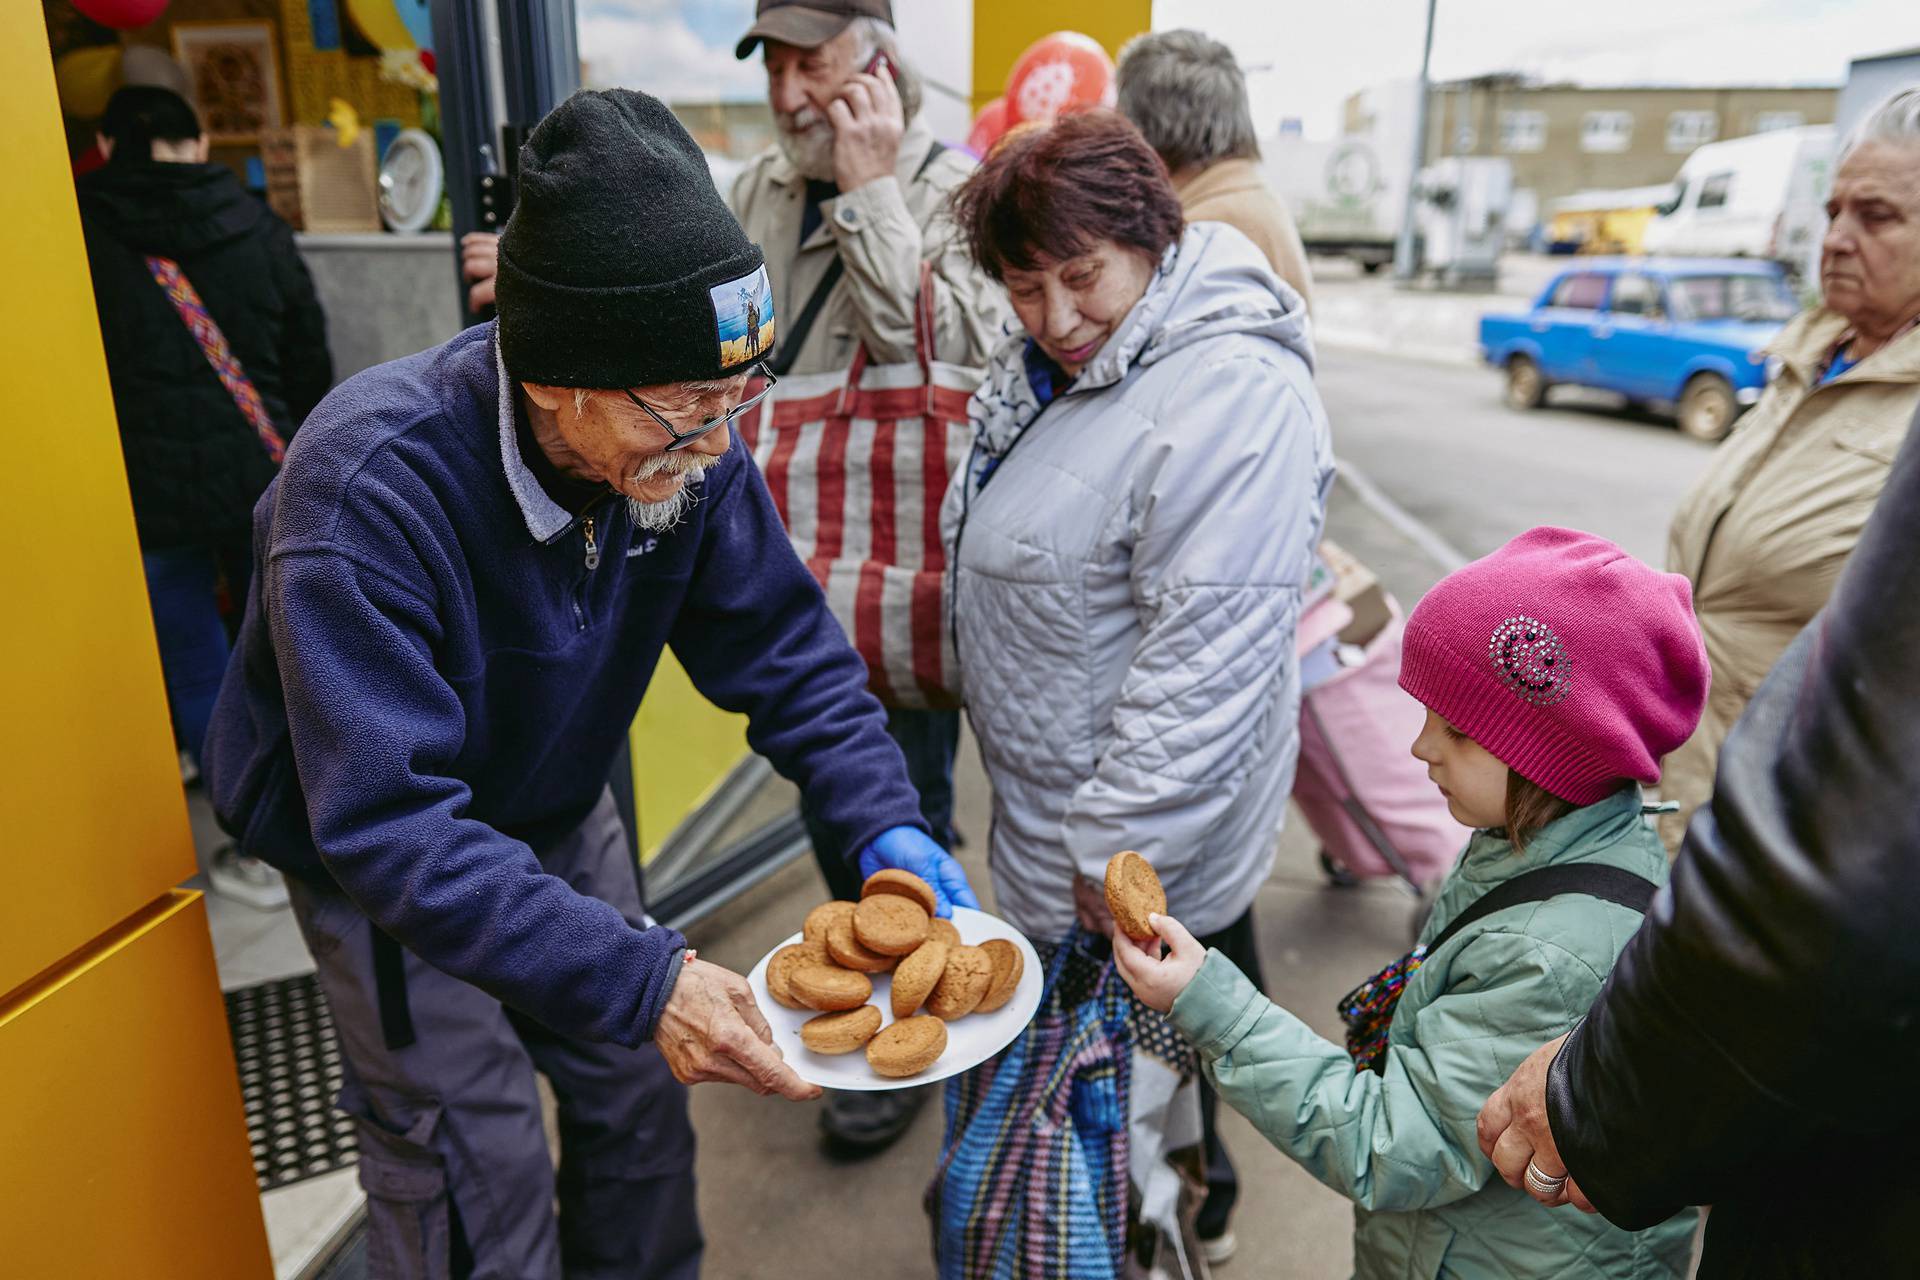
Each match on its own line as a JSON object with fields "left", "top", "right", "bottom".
{"left": 496, "top": 88, "right": 774, "bottom": 388}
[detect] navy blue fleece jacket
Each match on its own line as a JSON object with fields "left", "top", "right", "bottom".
{"left": 205, "top": 322, "right": 924, "bottom": 1047}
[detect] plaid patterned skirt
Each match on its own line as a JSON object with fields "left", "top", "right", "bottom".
{"left": 927, "top": 933, "right": 1194, "bottom": 1280}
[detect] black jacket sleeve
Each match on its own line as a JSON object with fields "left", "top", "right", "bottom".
{"left": 265, "top": 215, "right": 333, "bottom": 429}
{"left": 1546, "top": 403, "right": 1920, "bottom": 1228}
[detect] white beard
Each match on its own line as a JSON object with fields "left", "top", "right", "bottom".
{"left": 775, "top": 107, "right": 836, "bottom": 182}
{"left": 626, "top": 451, "right": 720, "bottom": 532}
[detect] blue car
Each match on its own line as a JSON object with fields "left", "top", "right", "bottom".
{"left": 1478, "top": 258, "right": 1797, "bottom": 440}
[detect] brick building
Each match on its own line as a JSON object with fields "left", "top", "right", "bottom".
{"left": 1369, "top": 76, "right": 1838, "bottom": 215}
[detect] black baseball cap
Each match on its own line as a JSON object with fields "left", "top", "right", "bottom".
{"left": 734, "top": 0, "right": 894, "bottom": 59}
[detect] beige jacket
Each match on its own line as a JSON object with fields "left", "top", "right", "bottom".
{"left": 727, "top": 115, "right": 1007, "bottom": 377}
{"left": 1173, "top": 158, "right": 1314, "bottom": 313}
{"left": 1659, "top": 307, "right": 1920, "bottom": 849}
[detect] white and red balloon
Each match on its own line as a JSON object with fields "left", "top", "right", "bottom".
{"left": 1004, "top": 31, "right": 1116, "bottom": 126}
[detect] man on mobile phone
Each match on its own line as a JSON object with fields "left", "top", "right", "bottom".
{"left": 731, "top": 0, "right": 1009, "bottom": 1156}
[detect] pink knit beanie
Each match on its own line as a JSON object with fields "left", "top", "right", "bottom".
{"left": 1398, "top": 526, "right": 1709, "bottom": 805}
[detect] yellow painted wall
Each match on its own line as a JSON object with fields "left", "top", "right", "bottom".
{"left": 629, "top": 652, "right": 749, "bottom": 862}
{"left": 0, "top": 0, "right": 196, "bottom": 1000}
{"left": 0, "top": 894, "right": 270, "bottom": 1278}
{"left": 970, "top": 0, "right": 1153, "bottom": 110}
{"left": 1, "top": 10, "right": 271, "bottom": 1274}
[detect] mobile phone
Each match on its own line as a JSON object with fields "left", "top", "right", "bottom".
{"left": 863, "top": 50, "right": 895, "bottom": 80}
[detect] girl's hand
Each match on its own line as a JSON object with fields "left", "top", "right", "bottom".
{"left": 1109, "top": 912, "right": 1205, "bottom": 1014}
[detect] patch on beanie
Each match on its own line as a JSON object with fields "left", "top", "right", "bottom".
{"left": 1489, "top": 615, "right": 1573, "bottom": 707}
{"left": 711, "top": 264, "right": 776, "bottom": 368}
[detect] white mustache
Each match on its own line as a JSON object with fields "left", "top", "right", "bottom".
{"left": 631, "top": 451, "right": 719, "bottom": 486}
{"left": 777, "top": 105, "right": 829, "bottom": 135}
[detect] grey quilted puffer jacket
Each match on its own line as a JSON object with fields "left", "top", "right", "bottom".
{"left": 941, "top": 223, "right": 1334, "bottom": 941}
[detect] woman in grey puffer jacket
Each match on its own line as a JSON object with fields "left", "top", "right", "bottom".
{"left": 941, "top": 111, "right": 1334, "bottom": 1253}
{"left": 944, "top": 114, "right": 1332, "bottom": 945}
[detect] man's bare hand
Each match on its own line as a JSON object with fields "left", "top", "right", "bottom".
{"left": 1071, "top": 872, "right": 1115, "bottom": 937}
{"left": 655, "top": 958, "right": 820, "bottom": 1101}
{"left": 827, "top": 65, "right": 904, "bottom": 192}
{"left": 461, "top": 230, "right": 501, "bottom": 312}
{"left": 1476, "top": 1033, "right": 1596, "bottom": 1211}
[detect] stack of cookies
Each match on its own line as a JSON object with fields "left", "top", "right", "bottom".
{"left": 763, "top": 869, "right": 1024, "bottom": 1080}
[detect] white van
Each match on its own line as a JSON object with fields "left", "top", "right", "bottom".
{"left": 1642, "top": 125, "right": 1834, "bottom": 267}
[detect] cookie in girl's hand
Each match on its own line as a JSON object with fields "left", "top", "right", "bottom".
{"left": 1104, "top": 850, "right": 1167, "bottom": 941}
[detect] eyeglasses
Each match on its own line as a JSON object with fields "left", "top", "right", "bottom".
{"left": 623, "top": 363, "right": 778, "bottom": 453}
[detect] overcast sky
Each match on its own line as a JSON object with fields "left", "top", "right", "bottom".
{"left": 1162, "top": 0, "right": 1917, "bottom": 136}
{"left": 580, "top": 0, "right": 1916, "bottom": 136}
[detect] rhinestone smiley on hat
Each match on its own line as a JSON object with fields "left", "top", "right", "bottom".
{"left": 1489, "top": 615, "right": 1573, "bottom": 707}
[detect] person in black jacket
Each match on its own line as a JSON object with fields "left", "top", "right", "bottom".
{"left": 80, "top": 86, "right": 330, "bottom": 907}
{"left": 1475, "top": 400, "right": 1920, "bottom": 1275}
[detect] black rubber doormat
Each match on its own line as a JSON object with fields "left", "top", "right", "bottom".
{"left": 225, "top": 973, "right": 359, "bottom": 1192}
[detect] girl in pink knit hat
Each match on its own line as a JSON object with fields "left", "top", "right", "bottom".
{"left": 1114, "top": 527, "right": 1709, "bottom": 1277}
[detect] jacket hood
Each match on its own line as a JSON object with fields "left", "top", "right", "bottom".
{"left": 1082, "top": 220, "right": 1313, "bottom": 384}
{"left": 969, "top": 222, "right": 1311, "bottom": 458}
{"left": 77, "top": 161, "right": 268, "bottom": 257}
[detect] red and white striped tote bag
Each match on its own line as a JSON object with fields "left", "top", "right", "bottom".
{"left": 738, "top": 265, "right": 976, "bottom": 709}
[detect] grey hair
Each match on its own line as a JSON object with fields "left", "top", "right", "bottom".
{"left": 846, "top": 16, "right": 923, "bottom": 124}
{"left": 1116, "top": 29, "right": 1260, "bottom": 174}
{"left": 1838, "top": 86, "right": 1920, "bottom": 165}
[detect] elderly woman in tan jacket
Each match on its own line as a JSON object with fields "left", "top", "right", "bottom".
{"left": 1661, "top": 88, "right": 1920, "bottom": 849}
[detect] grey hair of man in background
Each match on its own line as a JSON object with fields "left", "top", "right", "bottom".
{"left": 1116, "top": 29, "right": 1260, "bottom": 175}
{"left": 1838, "top": 86, "right": 1920, "bottom": 165}
{"left": 849, "top": 15, "right": 923, "bottom": 124}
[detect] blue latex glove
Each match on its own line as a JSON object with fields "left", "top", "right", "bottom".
{"left": 857, "top": 826, "right": 980, "bottom": 919}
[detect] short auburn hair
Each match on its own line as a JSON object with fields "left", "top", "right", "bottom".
{"left": 951, "top": 109, "right": 1186, "bottom": 282}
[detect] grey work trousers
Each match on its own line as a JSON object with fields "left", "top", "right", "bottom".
{"left": 288, "top": 790, "right": 701, "bottom": 1280}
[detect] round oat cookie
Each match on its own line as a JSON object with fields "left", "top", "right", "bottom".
{"left": 889, "top": 939, "right": 950, "bottom": 1019}
{"left": 853, "top": 893, "right": 930, "bottom": 957}
{"left": 866, "top": 1015, "right": 949, "bottom": 1078}
{"left": 926, "top": 944, "right": 992, "bottom": 1019}
{"left": 926, "top": 916, "right": 962, "bottom": 949}
{"left": 974, "top": 939, "right": 1025, "bottom": 1014}
{"left": 765, "top": 940, "right": 829, "bottom": 1011}
{"left": 803, "top": 900, "right": 856, "bottom": 946}
{"left": 789, "top": 962, "right": 872, "bottom": 1012}
{"left": 859, "top": 868, "right": 939, "bottom": 917}
{"left": 826, "top": 914, "right": 896, "bottom": 973}
{"left": 1104, "top": 850, "right": 1167, "bottom": 942}
{"left": 799, "top": 1005, "right": 883, "bottom": 1055}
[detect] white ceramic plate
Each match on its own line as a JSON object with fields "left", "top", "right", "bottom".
{"left": 746, "top": 906, "right": 1043, "bottom": 1091}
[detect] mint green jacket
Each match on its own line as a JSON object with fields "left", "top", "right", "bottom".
{"left": 1170, "top": 788, "right": 1696, "bottom": 1278}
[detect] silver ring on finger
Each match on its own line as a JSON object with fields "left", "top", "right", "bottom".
{"left": 1525, "top": 1159, "right": 1568, "bottom": 1198}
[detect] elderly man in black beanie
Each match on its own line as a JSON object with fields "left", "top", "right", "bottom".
{"left": 205, "top": 88, "right": 977, "bottom": 1280}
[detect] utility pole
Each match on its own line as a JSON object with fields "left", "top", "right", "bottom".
{"left": 1393, "top": 0, "right": 1438, "bottom": 280}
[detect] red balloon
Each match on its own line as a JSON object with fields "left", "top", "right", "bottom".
{"left": 965, "top": 96, "right": 1011, "bottom": 158}
{"left": 1004, "top": 31, "right": 1116, "bottom": 126}
{"left": 72, "top": 0, "right": 170, "bottom": 29}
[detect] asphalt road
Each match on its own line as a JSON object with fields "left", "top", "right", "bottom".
{"left": 1316, "top": 344, "right": 1719, "bottom": 583}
